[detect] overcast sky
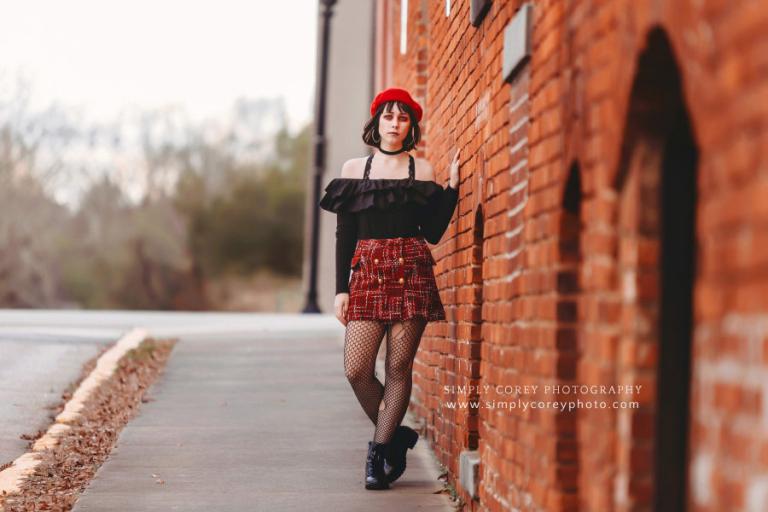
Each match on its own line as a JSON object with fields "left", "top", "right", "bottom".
{"left": 0, "top": 0, "right": 318, "bottom": 133}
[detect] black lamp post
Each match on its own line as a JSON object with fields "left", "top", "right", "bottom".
{"left": 303, "top": 0, "right": 337, "bottom": 313}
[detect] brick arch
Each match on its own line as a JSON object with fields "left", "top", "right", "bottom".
{"left": 467, "top": 203, "right": 485, "bottom": 452}
{"left": 611, "top": 26, "right": 699, "bottom": 511}
{"left": 614, "top": 27, "right": 688, "bottom": 191}
{"left": 556, "top": 161, "right": 583, "bottom": 506}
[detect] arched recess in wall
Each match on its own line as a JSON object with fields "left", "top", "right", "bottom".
{"left": 465, "top": 204, "right": 484, "bottom": 450}
{"left": 613, "top": 27, "right": 698, "bottom": 511}
{"left": 556, "top": 161, "right": 582, "bottom": 501}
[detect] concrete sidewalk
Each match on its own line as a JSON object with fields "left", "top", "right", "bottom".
{"left": 72, "top": 320, "right": 454, "bottom": 511}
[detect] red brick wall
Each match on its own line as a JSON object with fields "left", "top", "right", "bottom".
{"left": 374, "top": 1, "right": 768, "bottom": 511}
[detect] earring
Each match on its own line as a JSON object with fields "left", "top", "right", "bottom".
{"left": 372, "top": 131, "right": 380, "bottom": 143}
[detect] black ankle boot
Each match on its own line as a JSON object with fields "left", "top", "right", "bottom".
{"left": 365, "top": 441, "right": 390, "bottom": 490}
{"left": 383, "top": 425, "right": 419, "bottom": 483}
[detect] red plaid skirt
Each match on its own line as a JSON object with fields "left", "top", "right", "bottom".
{"left": 347, "top": 236, "right": 446, "bottom": 322}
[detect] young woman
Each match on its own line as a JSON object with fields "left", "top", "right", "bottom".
{"left": 318, "top": 87, "right": 460, "bottom": 490}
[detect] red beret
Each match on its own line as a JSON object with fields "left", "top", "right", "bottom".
{"left": 370, "top": 87, "right": 423, "bottom": 122}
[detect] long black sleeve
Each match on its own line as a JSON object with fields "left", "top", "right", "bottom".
{"left": 419, "top": 184, "right": 459, "bottom": 244}
{"left": 335, "top": 210, "right": 358, "bottom": 294}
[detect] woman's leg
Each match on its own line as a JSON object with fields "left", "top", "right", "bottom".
{"left": 344, "top": 320, "right": 388, "bottom": 425}
{"left": 373, "top": 318, "right": 428, "bottom": 444}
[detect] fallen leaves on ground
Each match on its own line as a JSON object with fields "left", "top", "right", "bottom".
{"left": 0, "top": 337, "right": 177, "bottom": 512}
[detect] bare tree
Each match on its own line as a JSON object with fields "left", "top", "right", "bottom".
{"left": 0, "top": 73, "right": 78, "bottom": 306}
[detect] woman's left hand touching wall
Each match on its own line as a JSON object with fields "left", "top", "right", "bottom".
{"left": 449, "top": 149, "right": 460, "bottom": 189}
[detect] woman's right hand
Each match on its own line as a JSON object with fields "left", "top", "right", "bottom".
{"left": 334, "top": 293, "right": 350, "bottom": 326}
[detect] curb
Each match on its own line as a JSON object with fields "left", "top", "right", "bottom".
{"left": 0, "top": 327, "right": 148, "bottom": 502}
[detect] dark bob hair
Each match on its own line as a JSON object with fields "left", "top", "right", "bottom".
{"left": 362, "top": 100, "right": 421, "bottom": 152}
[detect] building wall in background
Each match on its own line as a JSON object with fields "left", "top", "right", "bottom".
{"left": 306, "top": 0, "right": 376, "bottom": 314}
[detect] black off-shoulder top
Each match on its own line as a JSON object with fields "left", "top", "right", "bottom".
{"left": 318, "top": 153, "right": 459, "bottom": 294}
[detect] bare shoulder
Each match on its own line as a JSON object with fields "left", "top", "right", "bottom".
{"left": 414, "top": 157, "right": 435, "bottom": 181}
{"left": 340, "top": 157, "right": 366, "bottom": 179}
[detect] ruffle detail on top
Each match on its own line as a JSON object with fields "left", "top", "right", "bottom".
{"left": 318, "top": 178, "right": 444, "bottom": 213}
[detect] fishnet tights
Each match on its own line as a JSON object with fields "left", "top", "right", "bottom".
{"left": 343, "top": 319, "right": 428, "bottom": 444}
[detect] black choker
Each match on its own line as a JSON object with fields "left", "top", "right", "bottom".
{"left": 377, "top": 145, "right": 408, "bottom": 155}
